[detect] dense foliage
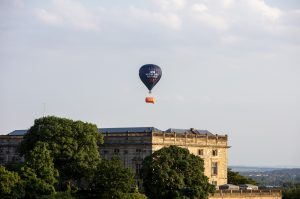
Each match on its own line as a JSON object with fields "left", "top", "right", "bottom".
{"left": 1, "top": 116, "right": 144, "bottom": 198}
{"left": 0, "top": 165, "right": 24, "bottom": 199}
{"left": 91, "top": 157, "right": 137, "bottom": 198}
{"left": 141, "top": 145, "right": 215, "bottom": 199}
{"left": 119, "top": 192, "right": 148, "bottom": 199}
{"left": 19, "top": 116, "right": 103, "bottom": 183}
{"left": 39, "top": 191, "right": 75, "bottom": 199}
{"left": 20, "top": 142, "right": 58, "bottom": 198}
{"left": 282, "top": 183, "right": 300, "bottom": 199}
{"left": 227, "top": 169, "right": 257, "bottom": 185}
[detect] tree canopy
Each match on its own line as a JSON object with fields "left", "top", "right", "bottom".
{"left": 20, "top": 142, "right": 58, "bottom": 198}
{"left": 1, "top": 116, "right": 150, "bottom": 198}
{"left": 0, "top": 165, "right": 24, "bottom": 199}
{"left": 227, "top": 169, "right": 257, "bottom": 185}
{"left": 141, "top": 145, "right": 215, "bottom": 199}
{"left": 19, "top": 116, "right": 103, "bottom": 182}
{"left": 282, "top": 183, "right": 300, "bottom": 199}
{"left": 91, "top": 157, "right": 136, "bottom": 198}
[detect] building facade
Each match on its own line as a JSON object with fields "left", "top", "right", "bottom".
{"left": 100, "top": 127, "right": 229, "bottom": 186}
{"left": 0, "top": 127, "right": 229, "bottom": 186}
{"left": 0, "top": 133, "right": 24, "bottom": 164}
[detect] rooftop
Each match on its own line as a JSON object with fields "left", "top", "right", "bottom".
{"left": 165, "top": 128, "right": 213, "bottom": 136}
{"left": 6, "top": 127, "right": 215, "bottom": 136}
{"left": 100, "top": 127, "right": 162, "bottom": 134}
{"left": 8, "top": 130, "right": 28, "bottom": 136}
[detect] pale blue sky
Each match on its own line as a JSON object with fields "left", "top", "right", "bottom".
{"left": 1, "top": 0, "right": 300, "bottom": 167}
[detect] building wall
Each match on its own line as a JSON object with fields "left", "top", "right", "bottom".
{"left": 100, "top": 132, "right": 152, "bottom": 171}
{"left": 152, "top": 132, "right": 228, "bottom": 186}
{"left": 101, "top": 130, "right": 229, "bottom": 186}
{"left": 209, "top": 190, "right": 282, "bottom": 199}
{"left": 0, "top": 135, "right": 24, "bottom": 164}
{"left": 0, "top": 129, "right": 229, "bottom": 186}
{"left": 100, "top": 132, "right": 153, "bottom": 187}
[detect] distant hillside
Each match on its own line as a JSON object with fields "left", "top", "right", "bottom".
{"left": 229, "top": 166, "right": 283, "bottom": 172}
{"left": 229, "top": 166, "right": 300, "bottom": 186}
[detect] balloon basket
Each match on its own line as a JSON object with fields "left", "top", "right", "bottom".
{"left": 145, "top": 96, "right": 155, "bottom": 104}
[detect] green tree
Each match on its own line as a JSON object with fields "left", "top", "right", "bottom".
{"left": 119, "top": 192, "right": 148, "bottom": 199}
{"left": 39, "top": 191, "right": 75, "bottom": 199}
{"left": 20, "top": 142, "right": 58, "bottom": 198}
{"left": 19, "top": 116, "right": 103, "bottom": 184}
{"left": 227, "top": 169, "right": 257, "bottom": 185}
{"left": 99, "top": 192, "right": 147, "bottom": 199}
{"left": 91, "top": 157, "right": 136, "bottom": 198}
{"left": 0, "top": 165, "right": 24, "bottom": 199}
{"left": 141, "top": 145, "right": 215, "bottom": 199}
{"left": 282, "top": 183, "right": 300, "bottom": 199}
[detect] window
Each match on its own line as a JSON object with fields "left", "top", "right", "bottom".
{"left": 212, "top": 162, "right": 218, "bottom": 176}
{"left": 12, "top": 156, "right": 20, "bottom": 162}
{"left": 124, "top": 150, "right": 128, "bottom": 154}
{"left": 114, "top": 148, "right": 120, "bottom": 154}
{"left": 136, "top": 164, "right": 141, "bottom": 175}
{"left": 103, "top": 150, "right": 108, "bottom": 154}
{"left": 212, "top": 149, "right": 218, "bottom": 156}
{"left": 136, "top": 148, "right": 142, "bottom": 153}
{"left": 212, "top": 181, "right": 217, "bottom": 186}
{"left": 198, "top": 149, "right": 203, "bottom": 156}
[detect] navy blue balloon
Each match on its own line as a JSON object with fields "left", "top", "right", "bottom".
{"left": 139, "top": 64, "right": 162, "bottom": 92}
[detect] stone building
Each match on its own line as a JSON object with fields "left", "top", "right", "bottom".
{"left": 100, "top": 127, "right": 229, "bottom": 186}
{"left": 0, "top": 130, "right": 25, "bottom": 164}
{"left": 0, "top": 127, "right": 229, "bottom": 186}
{"left": 1, "top": 127, "right": 282, "bottom": 199}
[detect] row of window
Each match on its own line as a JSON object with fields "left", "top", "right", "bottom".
{"left": 0, "top": 149, "right": 15, "bottom": 154}
{"left": 104, "top": 148, "right": 219, "bottom": 156}
{"left": 197, "top": 149, "right": 218, "bottom": 156}
{"left": 103, "top": 148, "right": 144, "bottom": 155}
{"left": 134, "top": 162, "right": 217, "bottom": 177}
{"left": 0, "top": 156, "right": 22, "bottom": 163}
{"left": 134, "top": 164, "right": 217, "bottom": 182}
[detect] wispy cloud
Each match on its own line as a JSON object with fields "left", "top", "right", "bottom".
{"left": 191, "top": 3, "right": 229, "bottom": 31}
{"left": 129, "top": 6, "right": 182, "bottom": 30}
{"left": 152, "top": 0, "right": 186, "bottom": 11}
{"left": 246, "top": 0, "right": 281, "bottom": 21}
{"left": 35, "top": 0, "right": 99, "bottom": 30}
{"left": 222, "top": 0, "right": 235, "bottom": 8}
{"left": 35, "top": 8, "right": 63, "bottom": 25}
{"left": 192, "top": 3, "right": 208, "bottom": 13}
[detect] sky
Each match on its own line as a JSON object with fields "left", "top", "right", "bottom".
{"left": 1, "top": 0, "right": 300, "bottom": 167}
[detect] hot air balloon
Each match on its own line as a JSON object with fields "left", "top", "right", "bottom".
{"left": 139, "top": 64, "right": 162, "bottom": 103}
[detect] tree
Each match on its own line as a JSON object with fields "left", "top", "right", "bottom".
{"left": 19, "top": 116, "right": 103, "bottom": 184}
{"left": 39, "top": 191, "right": 75, "bottom": 199}
{"left": 141, "top": 145, "right": 215, "bottom": 199}
{"left": 119, "top": 192, "right": 148, "bottom": 199}
{"left": 0, "top": 165, "right": 24, "bottom": 199}
{"left": 91, "top": 157, "right": 136, "bottom": 198}
{"left": 282, "top": 183, "right": 300, "bottom": 199}
{"left": 227, "top": 169, "right": 257, "bottom": 185}
{"left": 20, "top": 142, "right": 58, "bottom": 198}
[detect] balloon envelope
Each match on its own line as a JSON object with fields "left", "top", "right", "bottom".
{"left": 139, "top": 64, "right": 162, "bottom": 92}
